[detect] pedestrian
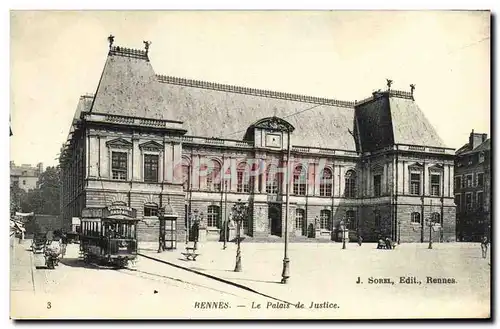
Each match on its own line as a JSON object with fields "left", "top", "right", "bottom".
{"left": 385, "top": 237, "right": 392, "bottom": 250}
{"left": 358, "top": 235, "right": 363, "bottom": 246}
{"left": 480, "top": 236, "right": 489, "bottom": 259}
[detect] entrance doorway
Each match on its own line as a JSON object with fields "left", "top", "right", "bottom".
{"left": 269, "top": 204, "right": 282, "bottom": 237}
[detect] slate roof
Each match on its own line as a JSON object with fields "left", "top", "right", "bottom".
{"left": 389, "top": 97, "right": 446, "bottom": 147}
{"left": 457, "top": 138, "right": 491, "bottom": 156}
{"left": 156, "top": 77, "right": 357, "bottom": 150}
{"left": 81, "top": 45, "right": 448, "bottom": 152}
{"left": 89, "top": 46, "right": 174, "bottom": 121}
{"left": 354, "top": 91, "right": 447, "bottom": 152}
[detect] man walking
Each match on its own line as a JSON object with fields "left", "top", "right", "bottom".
{"left": 480, "top": 236, "right": 489, "bottom": 259}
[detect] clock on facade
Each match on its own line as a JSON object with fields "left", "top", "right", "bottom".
{"left": 265, "top": 133, "right": 282, "bottom": 148}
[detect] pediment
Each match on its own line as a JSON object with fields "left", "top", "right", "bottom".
{"left": 429, "top": 164, "right": 444, "bottom": 172}
{"left": 139, "top": 140, "right": 163, "bottom": 151}
{"left": 371, "top": 164, "right": 384, "bottom": 173}
{"left": 251, "top": 116, "right": 295, "bottom": 133}
{"left": 106, "top": 138, "right": 133, "bottom": 149}
{"left": 408, "top": 162, "right": 424, "bottom": 171}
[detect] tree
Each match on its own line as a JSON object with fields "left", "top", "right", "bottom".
{"left": 19, "top": 166, "right": 61, "bottom": 215}
{"left": 10, "top": 184, "right": 26, "bottom": 216}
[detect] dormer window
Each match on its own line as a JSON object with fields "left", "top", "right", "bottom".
{"left": 479, "top": 152, "right": 485, "bottom": 163}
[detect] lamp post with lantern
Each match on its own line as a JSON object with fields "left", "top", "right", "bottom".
{"left": 231, "top": 199, "right": 248, "bottom": 272}
{"left": 425, "top": 215, "right": 436, "bottom": 250}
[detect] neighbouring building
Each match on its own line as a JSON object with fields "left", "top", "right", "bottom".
{"left": 59, "top": 40, "right": 456, "bottom": 244}
{"left": 10, "top": 161, "right": 44, "bottom": 192}
{"left": 454, "top": 130, "right": 491, "bottom": 242}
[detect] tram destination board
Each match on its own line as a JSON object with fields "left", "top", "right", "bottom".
{"left": 103, "top": 205, "right": 137, "bottom": 218}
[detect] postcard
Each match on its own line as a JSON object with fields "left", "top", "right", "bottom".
{"left": 9, "top": 10, "right": 491, "bottom": 320}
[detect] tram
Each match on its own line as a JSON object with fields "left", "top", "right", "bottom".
{"left": 79, "top": 203, "right": 139, "bottom": 268}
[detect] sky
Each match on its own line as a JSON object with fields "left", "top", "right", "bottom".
{"left": 9, "top": 10, "right": 490, "bottom": 168}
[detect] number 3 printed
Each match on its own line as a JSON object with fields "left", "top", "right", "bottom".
{"left": 47, "top": 302, "right": 51, "bottom": 309}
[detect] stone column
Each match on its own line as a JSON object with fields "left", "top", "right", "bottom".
{"left": 164, "top": 142, "right": 173, "bottom": 183}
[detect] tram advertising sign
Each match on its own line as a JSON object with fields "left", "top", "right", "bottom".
{"left": 104, "top": 204, "right": 136, "bottom": 218}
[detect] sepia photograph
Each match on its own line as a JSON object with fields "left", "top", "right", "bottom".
{"left": 8, "top": 9, "right": 491, "bottom": 320}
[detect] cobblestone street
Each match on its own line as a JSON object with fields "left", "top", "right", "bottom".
{"left": 10, "top": 238, "right": 490, "bottom": 319}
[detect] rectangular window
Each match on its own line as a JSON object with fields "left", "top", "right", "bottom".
{"left": 466, "top": 174, "right": 473, "bottom": 187}
{"left": 477, "top": 192, "right": 484, "bottom": 211}
{"left": 373, "top": 174, "right": 382, "bottom": 197}
{"left": 144, "top": 154, "right": 159, "bottom": 183}
{"left": 111, "top": 152, "right": 127, "bottom": 180}
{"left": 410, "top": 173, "right": 421, "bottom": 195}
{"left": 455, "top": 194, "right": 461, "bottom": 212}
{"left": 430, "top": 174, "right": 441, "bottom": 196}
{"left": 320, "top": 210, "right": 331, "bottom": 230}
{"left": 454, "top": 177, "right": 461, "bottom": 191}
{"left": 207, "top": 206, "right": 219, "bottom": 228}
{"left": 295, "top": 209, "right": 305, "bottom": 230}
{"left": 477, "top": 173, "right": 484, "bottom": 187}
{"left": 465, "top": 193, "right": 472, "bottom": 211}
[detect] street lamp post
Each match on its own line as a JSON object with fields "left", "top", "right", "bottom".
{"left": 426, "top": 217, "right": 434, "bottom": 249}
{"left": 231, "top": 199, "right": 247, "bottom": 272}
{"left": 223, "top": 180, "right": 228, "bottom": 250}
{"left": 281, "top": 127, "right": 292, "bottom": 284}
{"left": 341, "top": 218, "right": 349, "bottom": 250}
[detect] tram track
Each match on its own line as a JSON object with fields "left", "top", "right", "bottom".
{"left": 137, "top": 252, "right": 294, "bottom": 305}
{"left": 74, "top": 254, "right": 254, "bottom": 299}
{"left": 119, "top": 266, "right": 248, "bottom": 299}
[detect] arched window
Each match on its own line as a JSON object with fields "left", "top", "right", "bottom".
{"left": 237, "top": 162, "right": 252, "bottom": 193}
{"left": 345, "top": 170, "right": 356, "bottom": 198}
{"left": 206, "top": 160, "right": 221, "bottom": 192}
{"left": 320, "top": 168, "right": 333, "bottom": 197}
{"left": 293, "top": 165, "right": 307, "bottom": 196}
{"left": 320, "top": 209, "right": 331, "bottom": 230}
{"left": 411, "top": 212, "right": 421, "bottom": 224}
{"left": 266, "top": 165, "right": 279, "bottom": 194}
{"left": 346, "top": 210, "right": 357, "bottom": 230}
{"left": 295, "top": 209, "right": 305, "bottom": 230}
{"left": 431, "top": 212, "right": 441, "bottom": 224}
{"left": 207, "top": 205, "right": 220, "bottom": 228}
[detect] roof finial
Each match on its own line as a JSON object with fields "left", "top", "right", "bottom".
{"left": 386, "top": 79, "right": 393, "bottom": 90}
{"left": 108, "top": 34, "right": 115, "bottom": 49}
{"left": 143, "top": 40, "right": 152, "bottom": 55}
{"left": 410, "top": 84, "right": 416, "bottom": 96}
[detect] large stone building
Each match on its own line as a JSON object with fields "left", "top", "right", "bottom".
{"left": 454, "top": 130, "right": 491, "bottom": 242}
{"left": 10, "top": 161, "right": 44, "bottom": 192}
{"left": 59, "top": 41, "right": 456, "bottom": 243}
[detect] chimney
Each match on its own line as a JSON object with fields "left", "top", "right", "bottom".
{"left": 469, "top": 130, "right": 487, "bottom": 150}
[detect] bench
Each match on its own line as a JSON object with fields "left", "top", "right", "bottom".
{"left": 182, "top": 246, "right": 200, "bottom": 261}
